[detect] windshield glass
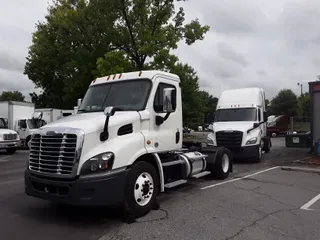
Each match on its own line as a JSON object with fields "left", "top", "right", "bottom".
{"left": 215, "top": 108, "right": 257, "bottom": 122}
{"left": 27, "top": 119, "right": 47, "bottom": 129}
{"left": 0, "top": 118, "right": 7, "bottom": 128}
{"left": 78, "top": 79, "right": 152, "bottom": 112}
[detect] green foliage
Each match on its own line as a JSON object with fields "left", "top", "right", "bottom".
{"left": 297, "top": 93, "right": 310, "bottom": 116}
{"left": 269, "top": 89, "right": 298, "bottom": 117}
{"left": 25, "top": 0, "right": 119, "bottom": 108}
{"left": 0, "top": 91, "right": 25, "bottom": 102}
{"left": 25, "top": 0, "right": 211, "bottom": 120}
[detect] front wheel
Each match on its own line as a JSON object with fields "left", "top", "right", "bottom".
{"left": 6, "top": 148, "right": 16, "bottom": 154}
{"left": 208, "top": 147, "right": 232, "bottom": 179}
{"left": 253, "top": 142, "right": 263, "bottom": 163}
{"left": 124, "top": 162, "right": 159, "bottom": 218}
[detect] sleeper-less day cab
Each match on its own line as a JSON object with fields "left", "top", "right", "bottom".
{"left": 25, "top": 70, "right": 233, "bottom": 218}
{"left": 207, "top": 88, "right": 271, "bottom": 162}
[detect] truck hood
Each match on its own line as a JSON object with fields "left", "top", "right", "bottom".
{"left": 212, "top": 121, "right": 256, "bottom": 133}
{"left": 0, "top": 129, "right": 18, "bottom": 134}
{"left": 41, "top": 111, "right": 141, "bottom": 134}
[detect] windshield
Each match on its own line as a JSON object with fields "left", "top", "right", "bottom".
{"left": 0, "top": 118, "right": 7, "bottom": 129}
{"left": 78, "top": 79, "right": 152, "bottom": 112}
{"left": 27, "top": 119, "right": 47, "bottom": 129}
{"left": 214, "top": 108, "right": 257, "bottom": 122}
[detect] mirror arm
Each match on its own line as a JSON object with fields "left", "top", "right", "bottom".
{"left": 155, "top": 113, "right": 171, "bottom": 126}
{"left": 100, "top": 115, "right": 110, "bottom": 141}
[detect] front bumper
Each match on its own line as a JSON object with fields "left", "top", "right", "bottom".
{"left": 0, "top": 140, "right": 20, "bottom": 149}
{"left": 224, "top": 144, "right": 259, "bottom": 159}
{"left": 25, "top": 169, "right": 128, "bottom": 207}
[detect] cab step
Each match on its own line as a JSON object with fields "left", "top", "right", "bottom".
{"left": 191, "top": 171, "right": 211, "bottom": 179}
{"left": 162, "top": 159, "right": 183, "bottom": 167}
{"left": 164, "top": 179, "right": 187, "bottom": 188}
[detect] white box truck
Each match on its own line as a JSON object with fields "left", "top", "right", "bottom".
{"left": 207, "top": 88, "right": 271, "bottom": 162}
{"left": 35, "top": 108, "right": 63, "bottom": 123}
{"left": 0, "top": 116, "right": 20, "bottom": 153}
{"left": 0, "top": 101, "right": 46, "bottom": 148}
{"left": 25, "top": 70, "right": 234, "bottom": 219}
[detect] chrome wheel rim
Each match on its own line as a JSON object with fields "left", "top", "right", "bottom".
{"left": 134, "top": 172, "right": 154, "bottom": 206}
{"left": 222, "top": 154, "right": 229, "bottom": 173}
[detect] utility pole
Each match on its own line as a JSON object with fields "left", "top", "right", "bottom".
{"left": 297, "top": 82, "right": 303, "bottom": 96}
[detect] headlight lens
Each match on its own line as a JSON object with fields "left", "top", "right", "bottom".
{"left": 81, "top": 152, "right": 114, "bottom": 175}
{"left": 246, "top": 137, "right": 257, "bottom": 145}
{"left": 207, "top": 137, "right": 214, "bottom": 145}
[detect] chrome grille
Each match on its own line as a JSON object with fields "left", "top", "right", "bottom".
{"left": 29, "top": 133, "right": 77, "bottom": 175}
{"left": 216, "top": 131, "right": 243, "bottom": 148}
{"left": 4, "top": 133, "right": 18, "bottom": 140}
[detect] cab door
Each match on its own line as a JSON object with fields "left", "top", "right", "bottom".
{"left": 148, "top": 77, "right": 182, "bottom": 152}
{"left": 17, "top": 119, "right": 28, "bottom": 140}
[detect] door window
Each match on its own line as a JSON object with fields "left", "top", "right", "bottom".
{"left": 153, "top": 83, "right": 176, "bottom": 113}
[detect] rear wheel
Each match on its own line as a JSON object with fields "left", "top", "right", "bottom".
{"left": 123, "top": 161, "right": 159, "bottom": 218}
{"left": 262, "top": 137, "right": 271, "bottom": 153}
{"left": 6, "top": 148, "right": 16, "bottom": 154}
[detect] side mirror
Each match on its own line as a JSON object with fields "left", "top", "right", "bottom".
{"left": 77, "top": 98, "right": 82, "bottom": 108}
{"left": 263, "top": 111, "right": 268, "bottom": 122}
{"left": 32, "top": 112, "right": 43, "bottom": 120}
{"left": 208, "top": 124, "right": 214, "bottom": 131}
{"left": 253, "top": 122, "right": 260, "bottom": 128}
{"left": 163, "top": 88, "right": 176, "bottom": 113}
{"left": 104, "top": 106, "right": 115, "bottom": 117}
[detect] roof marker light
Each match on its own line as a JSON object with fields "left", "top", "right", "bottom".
{"left": 118, "top": 73, "right": 122, "bottom": 79}
{"left": 107, "top": 75, "right": 110, "bottom": 81}
{"left": 139, "top": 71, "right": 142, "bottom": 76}
{"left": 92, "top": 79, "right": 96, "bottom": 83}
{"left": 113, "top": 74, "right": 116, "bottom": 80}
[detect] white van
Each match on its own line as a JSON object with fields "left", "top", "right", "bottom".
{"left": 207, "top": 88, "right": 271, "bottom": 162}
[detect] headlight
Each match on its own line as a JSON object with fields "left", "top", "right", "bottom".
{"left": 207, "top": 137, "right": 214, "bottom": 145}
{"left": 246, "top": 137, "right": 257, "bottom": 145}
{"left": 81, "top": 152, "right": 114, "bottom": 175}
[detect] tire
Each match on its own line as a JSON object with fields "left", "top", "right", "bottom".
{"left": 208, "top": 147, "right": 232, "bottom": 179}
{"left": 253, "top": 142, "right": 263, "bottom": 163}
{"left": 26, "top": 136, "right": 31, "bottom": 149}
{"left": 123, "top": 161, "right": 159, "bottom": 218}
{"left": 6, "top": 148, "right": 16, "bottom": 154}
{"left": 262, "top": 137, "right": 271, "bottom": 153}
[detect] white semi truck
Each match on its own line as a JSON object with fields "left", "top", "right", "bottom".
{"left": 25, "top": 70, "right": 233, "bottom": 218}
{"left": 207, "top": 88, "right": 271, "bottom": 162}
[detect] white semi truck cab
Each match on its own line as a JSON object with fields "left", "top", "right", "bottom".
{"left": 207, "top": 88, "right": 271, "bottom": 162}
{"left": 25, "top": 70, "right": 233, "bottom": 218}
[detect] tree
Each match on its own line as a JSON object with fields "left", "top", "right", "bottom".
{"left": 25, "top": 0, "right": 210, "bottom": 111}
{"left": 297, "top": 93, "right": 310, "bottom": 116}
{"left": 25, "top": 0, "right": 119, "bottom": 108}
{"left": 95, "top": 0, "right": 210, "bottom": 73}
{"left": 269, "top": 89, "right": 298, "bottom": 116}
{"left": 0, "top": 91, "right": 25, "bottom": 102}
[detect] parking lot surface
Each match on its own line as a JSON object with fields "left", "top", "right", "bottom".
{"left": 0, "top": 137, "right": 318, "bottom": 240}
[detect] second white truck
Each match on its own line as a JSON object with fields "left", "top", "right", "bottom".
{"left": 207, "top": 88, "right": 271, "bottom": 162}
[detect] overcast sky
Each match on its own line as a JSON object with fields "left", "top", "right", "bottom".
{"left": 1, "top": 0, "right": 319, "bottom": 100}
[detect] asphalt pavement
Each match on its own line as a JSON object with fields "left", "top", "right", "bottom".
{"left": 0, "top": 137, "right": 318, "bottom": 240}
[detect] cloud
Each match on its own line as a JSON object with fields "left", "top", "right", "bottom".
{"left": 174, "top": 0, "right": 320, "bottom": 99}
{"left": 1, "top": 0, "right": 320, "bottom": 104}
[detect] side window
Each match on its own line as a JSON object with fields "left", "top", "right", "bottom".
{"left": 154, "top": 83, "right": 176, "bottom": 113}
{"left": 18, "top": 120, "right": 27, "bottom": 129}
{"left": 258, "top": 109, "right": 261, "bottom": 122}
